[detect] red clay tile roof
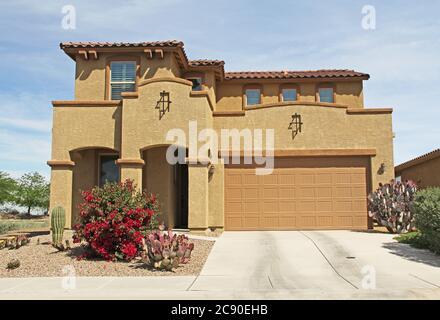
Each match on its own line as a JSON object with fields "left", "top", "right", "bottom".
{"left": 224, "top": 69, "right": 369, "bottom": 80}
{"left": 59, "top": 41, "right": 369, "bottom": 80}
{"left": 60, "top": 40, "right": 184, "bottom": 49}
{"left": 395, "top": 148, "right": 440, "bottom": 173}
{"left": 189, "top": 59, "right": 225, "bottom": 67}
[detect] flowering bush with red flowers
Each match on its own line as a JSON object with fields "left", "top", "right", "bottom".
{"left": 73, "top": 179, "right": 160, "bottom": 261}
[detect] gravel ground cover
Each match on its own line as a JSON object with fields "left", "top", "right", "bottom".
{"left": 0, "top": 234, "right": 214, "bottom": 277}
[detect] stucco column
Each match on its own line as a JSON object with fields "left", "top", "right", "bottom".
{"left": 117, "top": 159, "right": 145, "bottom": 191}
{"left": 187, "top": 161, "right": 209, "bottom": 232}
{"left": 47, "top": 161, "right": 74, "bottom": 229}
{"left": 208, "top": 159, "right": 224, "bottom": 230}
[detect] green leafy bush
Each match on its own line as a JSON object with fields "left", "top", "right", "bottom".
{"left": 413, "top": 187, "right": 440, "bottom": 254}
{"left": 368, "top": 180, "right": 418, "bottom": 234}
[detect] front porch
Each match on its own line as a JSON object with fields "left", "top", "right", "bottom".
{"left": 48, "top": 145, "right": 224, "bottom": 232}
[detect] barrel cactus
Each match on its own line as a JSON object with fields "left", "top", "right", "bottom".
{"left": 51, "top": 206, "right": 66, "bottom": 246}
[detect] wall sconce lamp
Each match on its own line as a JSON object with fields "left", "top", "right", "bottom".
{"left": 378, "top": 163, "right": 386, "bottom": 175}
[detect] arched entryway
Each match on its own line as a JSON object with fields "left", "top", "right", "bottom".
{"left": 141, "top": 145, "right": 188, "bottom": 229}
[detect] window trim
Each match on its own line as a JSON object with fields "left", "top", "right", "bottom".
{"left": 186, "top": 76, "right": 204, "bottom": 92}
{"left": 279, "top": 84, "right": 300, "bottom": 102}
{"left": 97, "top": 152, "right": 120, "bottom": 187}
{"left": 243, "top": 84, "right": 263, "bottom": 108}
{"left": 316, "top": 83, "right": 336, "bottom": 103}
{"left": 105, "top": 55, "right": 140, "bottom": 101}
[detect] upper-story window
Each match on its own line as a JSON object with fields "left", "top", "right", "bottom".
{"left": 281, "top": 88, "right": 298, "bottom": 102}
{"left": 318, "top": 87, "right": 334, "bottom": 103}
{"left": 188, "top": 77, "right": 203, "bottom": 91}
{"left": 245, "top": 89, "right": 261, "bottom": 106}
{"left": 110, "top": 61, "right": 136, "bottom": 100}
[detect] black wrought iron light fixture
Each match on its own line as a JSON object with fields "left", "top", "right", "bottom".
{"left": 288, "top": 113, "right": 303, "bottom": 140}
{"left": 156, "top": 91, "right": 172, "bottom": 119}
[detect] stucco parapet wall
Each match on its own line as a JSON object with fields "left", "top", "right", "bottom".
{"left": 52, "top": 101, "right": 121, "bottom": 107}
{"left": 218, "top": 149, "right": 377, "bottom": 158}
{"left": 138, "top": 77, "right": 193, "bottom": 87}
{"left": 242, "top": 101, "right": 393, "bottom": 114}
{"left": 47, "top": 160, "right": 75, "bottom": 167}
{"left": 189, "top": 91, "right": 214, "bottom": 111}
{"left": 116, "top": 159, "right": 145, "bottom": 166}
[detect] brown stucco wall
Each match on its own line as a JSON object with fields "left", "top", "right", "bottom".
{"left": 396, "top": 157, "right": 440, "bottom": 188}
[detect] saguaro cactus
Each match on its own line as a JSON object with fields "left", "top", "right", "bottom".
{"left": 51, "top": 206, "right": 66, "bottom": 246}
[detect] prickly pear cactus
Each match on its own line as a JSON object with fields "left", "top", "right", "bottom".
{"left": 141, "top": 230, "right": 195, "bottom": 271}
{"left": 51, "top": 206, "right": 66, "bottom": 246}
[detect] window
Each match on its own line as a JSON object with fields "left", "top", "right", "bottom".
{"left": 110, "top": 61, "right": 136, "bottom": 100}
{"left": 282, "top": 88, "right": 297, "bottom": 102}
{"left": 188, "top": 77, "right": 203, "bottom": 91}
{"left": 318, "top": 87, "right": 334, "bottom": 103}
{"left": 245, "top": 89, "right": 261, "bottom": 106}
{"left": 99, "top": 155, "right": 119, "bottom": 187}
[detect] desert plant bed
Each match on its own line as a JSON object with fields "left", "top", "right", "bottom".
{"left": 0, "top": 234, "right": 214, "bottom": 277}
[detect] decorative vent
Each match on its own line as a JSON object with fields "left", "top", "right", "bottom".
{"left": 288, "top": 113, "right": 303, "bottom": 140}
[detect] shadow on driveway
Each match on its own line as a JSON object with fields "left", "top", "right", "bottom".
{"left": 382, "top": 241, "right": 440, "bottom": 268}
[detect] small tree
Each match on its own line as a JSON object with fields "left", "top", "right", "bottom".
{"left": 0, "top": 171, "right": 17, "bottom": 205}
{"left": 368, "top": 179, "right": 417, "bottom": 234}
{"left": 14, "top": 172, "right": 50, "bottom": 215}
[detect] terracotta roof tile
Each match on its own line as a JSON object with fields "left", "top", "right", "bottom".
{"left": 189, "top": 59, "right": 225, "bottom": 67}
{"left": 395, "top": 148, "right": 440, "bottom": 173}
{"left": 59, "top": 41, "right": 369, "bottom": 80}
{"left": 60, "top": 40, "right": 184, "bottom": 49}
{"left": 225, "top": 69, "right": 369, "bottom": 80}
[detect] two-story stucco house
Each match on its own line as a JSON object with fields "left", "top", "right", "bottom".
{"left": 48, "top": 40, "right": 394, "bottom": 233}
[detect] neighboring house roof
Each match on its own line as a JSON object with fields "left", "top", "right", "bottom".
{"left": 59, "top": 40, "right": 369, "bottom": 81}
{"left": 395, "top": 148, "right": 440, "bottom": 174}
{"left": 224, "top": 70, "right": 369, "bottom": 80}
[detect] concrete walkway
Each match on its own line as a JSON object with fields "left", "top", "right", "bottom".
{"left": 1, "top": 231, "right": 440, "bottom": 299}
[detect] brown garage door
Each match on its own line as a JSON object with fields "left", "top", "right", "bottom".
{"left": 224, "top": 158, "right": 368, "bottom": 230}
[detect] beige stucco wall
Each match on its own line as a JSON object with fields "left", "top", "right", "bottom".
{"left": 143, "top": 147, "right": 176, "bottom": 227}
{"left": 49, "top": 50, "right": 389, "bottom": 231}
{"left": 397, "top": 157, "right": 440, "bottom": 188}
{"left": 74, "top": 52, "right": 181, "bottom": 100}
{"left": 51, "top": 105, "right": 121, "bottom": 160}
{"left": 213, "top": 105, "right": 394, "bottom": 188}
{"left": 215, "top": 81, "right": 364, "bottom": 112}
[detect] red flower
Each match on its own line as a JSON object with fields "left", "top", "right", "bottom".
{"left": 121, "top": 242, "right": 137, "bottom": 260}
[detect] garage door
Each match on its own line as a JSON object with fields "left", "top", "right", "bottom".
{"left": 224, "top": 158, "right": 368, "bottom": 230}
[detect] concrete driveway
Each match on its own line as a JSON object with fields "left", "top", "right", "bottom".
{"left": 191, "top": 230, "right": 440, "bottom": 298}
{"left": 1, "top": 230, "right": 440, "bottom": 299}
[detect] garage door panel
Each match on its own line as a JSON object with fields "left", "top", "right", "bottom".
{"left": 279, "top": 187, "right": 295, "bottom": 199}
{"left": 224, "top": 161, "right": 368, "bottom": 230}
{"left": 243, "top": 187, "right": 258, "bottom": 198}
{"left": 263, "top": 187, "right": 278, "bottom": 199}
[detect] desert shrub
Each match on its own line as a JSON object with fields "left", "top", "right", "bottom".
{"left": 140, "top": 230, "right": 194, "bottom": 271}
{"left": 412, "top": 187, "right": 440, "bottom": 254}
{"left": 368, "top": 180, "right": 418, "bottom": 233}
{"left": 73, "top": 180, "right": 160, "bottom": 261}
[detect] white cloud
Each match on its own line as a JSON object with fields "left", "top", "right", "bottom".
{"left": 0, "top": 117, "right": 51, "bottom": 133}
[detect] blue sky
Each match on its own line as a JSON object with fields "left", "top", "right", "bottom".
{"left": 0, "top": 0, "right": 439, "bottom": 180}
